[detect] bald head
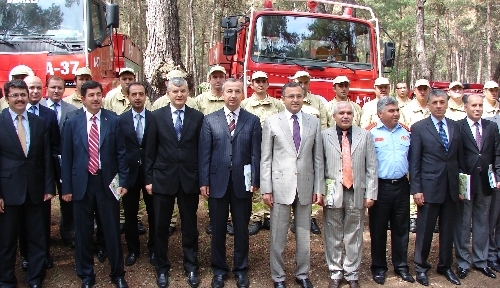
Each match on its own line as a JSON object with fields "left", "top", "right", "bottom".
{"left": 24, "top": 75, "right": 43, "bottom": 105}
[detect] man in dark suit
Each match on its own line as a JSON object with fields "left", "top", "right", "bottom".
{"left": 145, "top": 77, "right": 204, "bottom": 288}
{"left": 119, "top": 82, "right": 155, "bottom": 267}
{"left": 61, "top": 80, "right": 129, "bottom": 288}
{"left": 486, "top": 111, "right": 500, "bottom": 273}
{"left": 454, "top": 94, "right": 500, "bottom": 279}
{"left": 19, "top": 75, "right": 61, "bottom": 270}
{"left": 409, "top": 89, "right": 462, "bottom": 286}
{"left": 0, "top": 79, "right": 55, "bottom": 288}
{"left": 40, "top": 75, "right": 78, "bottom": 249}
{"left": 198, "top": 78, "right": 262, "bottom": 288}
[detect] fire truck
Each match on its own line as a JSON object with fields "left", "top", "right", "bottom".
{"left": 0, "top": 0, "right": 142, "bottom": 97}
{"left": 209, "top": 0, "right": 395, "bottom": 106}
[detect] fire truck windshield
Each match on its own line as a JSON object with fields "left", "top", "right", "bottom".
{"left": 0, "top": 0, "right": 84, "bottom": 41}
{"left": 251, "top": 15, "right": 373, "bottom": 70}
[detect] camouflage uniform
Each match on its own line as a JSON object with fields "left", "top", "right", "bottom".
{"left": 195, "top": 91, "right": 225, "bottom": 115}
{"left": 241, "top": 94, "right": 284, "bottom": 224}
{"left": 396, "top": 97, "right": 412, "bottom": 109}
{"left": 62, "top": 91, "right": 84, "bottom": 109}
{"left": 152, "top": 95, "right": 197, "bottom": 111}
{"left": 326, "top": 98, "right": 362, "bottom": 127}
{"left": 445, "top": 101, "right": 466, "bottom": 121}
{"left": 482, "top": 100, "right": 500, "bottom": 118}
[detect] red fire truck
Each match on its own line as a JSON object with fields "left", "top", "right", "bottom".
{"left": 209, "top": 0, "right": 395, "bottom": 106}
{"left": 0, "top": 0, "right": 142, "bottom": 97}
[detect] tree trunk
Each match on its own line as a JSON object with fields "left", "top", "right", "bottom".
{"left": 144, "top": 0, "right": 185, "bottom": 100}
{"left": 136, "top": 0, "right": 143, "bottom": 51}
{"left": 477, "top": 44, "right": 483, "bottom": 83}
{"left": 415, "top": 0, "right": 430, "bottom": 79}
{"left": 189, "top": 0, "right": 197, "bottom": 90}
{"left": 455, "top": 49, "right": 460, "bottom": 81}
{"left": 429, "top": 16, "right": 439, "bottom": 80}
{"left": 486, "top": 0, "right": 492, "bottom": 79}
{"left": 209, "top": 0, "right": 216, "bottom": 48}
{"left": 493, "top": 62, "right": 500, "bottom": 83}
{"left": 406, "top": 38, "right": 412, "bottom": 88}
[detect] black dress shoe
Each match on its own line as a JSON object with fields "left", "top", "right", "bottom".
{"left": 125, "top": 253, "right": 138, "bottom": 266}
{"left": 186, "top": 271, "right": 199, "bottom": 288}
{"left": 415, "top": 272, "right": 429, "bottom": 286}
{"left": 410, "top": 218, "right": 417, "bottom": 233}
{"left": 437, "top": 269, "right": 461, "bottom": 285}
{"left": 262, "top": 217, "right": 271, "bottom": 230}
{"left": 456, "top": 267, "right": 469, "bottom": 279}
{"left": 149, "top": 252, "right": 156, "bottom": 266}
{"left": 168, "top": 226, "right": 176, "bottom": 236}
{"left": 235, "top": 273, "right": 249, "bottom": 288}
{"left": 63, "top": 238, "right": 75, "bottom": 249}
{"left": 488, "top": 261, "right": 500, "bottom": 273}
{"left": 156, "top": 273, "right": 168, "bottom": 288}
{"left": 372, "top": 271, "right": 386, "bottom": 284}
{"left": 387, "top": 220, "right": 391, "bottom": 230}
{"left": 205, "top": 224, "right": 212, "bottom": 235}
{"left": 290, "top": 221, "right": 296, "bottom": 233}
{"left": 248, "top": 221, "right": 262, "bottom": 236}
{"left": 473, "top": 266, "right": 497, "bottom": 278}
{"left": 137, "top": 222, "right": 146, "bottom": 235}
{"left": 111, "top": 277, "right": 129, "bottom": 288}
{"left": 226, "top": 222, "right": 234, "bottom": 236}
{"left": 45, "top": 256, "right": 54, "bottom": 269}
{"left": 273, "top": 281, "right": 286, "bottom": 288}
{"left": 120, "top": 223, "right": 125, "bottom": 234}
{"left": 295, "top": 277, "right": 313, "bottom": 288}
{"left": 29, "top": 285, "right": 41, "bottom": 288}
{"left": 96, "top": 250, "right": 107, "bottom": 263}
{"left": 21, "top": 258, "right": 29, "bottom": 271}
{"left": 81, "top": 281, "right": 94, "bottom": 288}
{"left": 434, "top": 222, "right": 439, "bottom": 233}
{"left": 348, "top": 280, "right": 360, "bottom": 288}
{"left": 211, "top": 274, "right": 225, "bottom": 288}
{"left": 310, "top": 218, "right": 321, "bottom": 234}
{"left": 395, "top": 270, "right": 415, "bottom": 283}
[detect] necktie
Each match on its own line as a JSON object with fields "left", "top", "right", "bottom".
{"left": 29, "top": 105, "right": 37, "bottom": 115}
{"left": 52, "top": 103, "right": 59, "bottom": 121}
{"left": 341, "top": 130, "right": 353, "bottom": 189}
{"left": 474, "top": 122, "right": 482, "bottom": 149}
{"left": 438, "top": 121, "right": 449, "bottom": 152}
{"left": 292, "top": 114, "right": 301, "bottom": 151}
{"left": 174, "top": 110, "right": 183, "bottom": 140}
{"left": 17, "top": 114, "right": 27, "bottom": 156}
{"left": 135, "top": 114, "right": 144, "bottom": 143}
{"left": 229, "top": 112, "right": 236, "bottom": 135}
{"left": 88, "top": 116, "right": 99, "bottom": 174}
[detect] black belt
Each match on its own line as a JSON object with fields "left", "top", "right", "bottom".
{"left": 89, "top": 169, "right": 102, "bottom": 176}
{"left": 378, "top": 176, "right": 406, "bottom": 184}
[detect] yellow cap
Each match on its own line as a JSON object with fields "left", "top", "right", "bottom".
{"left": 208, "top": 65, "right": 227, "bottom": 75}
{"left": 374, "top": 77, "right": 390, "bottom": 86}
{"left": 484, "top": 81, "right": 499, "bottom": 89}
{"left": 166, "top": 69, "right": 187, "bottom": 80}
{"left": 448, "top": 81, "right": 463, "bottom": 90}
{"left": 10, "top": 65, "right": 34, "bottom": 77}
{"left": 290, "top": 71, "right": 310, "bottom": 79}
{"left": 251, "top": 71, "right": 268, "bottom": 80}
{"left": 118, "top": 67, "right": 136, "bottom": 76}
{"left": 414, "top": 79, "right": 430, "bottom": 88}
{"left": 75, "top": 67, "right": 92, "bottom": 77}
{"left": 332, "top": 76, "right": 350, "bottom": 85}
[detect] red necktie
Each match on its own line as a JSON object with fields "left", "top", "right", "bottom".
{"left": 88, "top": 116, "right": 99, "bottom": 174}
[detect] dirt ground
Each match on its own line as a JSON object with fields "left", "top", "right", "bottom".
{"left": 14, "top": 197, "right": 500, "bottom": 287}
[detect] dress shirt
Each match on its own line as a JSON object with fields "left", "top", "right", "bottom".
{"left": 430, "top": 115, "right": 449, "bottom": 140}
{"left": 370, "top": 120, "right": 410, "bottom": 179}
{"left": 170, "top": 105, "right": 185, "bottom": 125}
{"left": 86, "top": 110, "right": 101, "bottom": 168}
{"left": 284, "top": 109, "right": 303, "bottom": 138}
{"left": 466, "top": 117, "right": 482, "bottom": 141}
{"left": 224, "top": 106, "right": 241, "bottom": 126}
{"left": 46, "top": 98, "right": 62, "bottom": 122}
{"left": 26, "top": 103, "right": 40, "bottom": 116}
{"left": 336, "top": 125, "right": 353, "bottom": 148}
{"left": 132, "top": 108, "right": 146, "bottom": 131}
{"left": 9, "top": 108, "right": 30, "bottom": 153}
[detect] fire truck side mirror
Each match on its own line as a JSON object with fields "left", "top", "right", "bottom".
{"left": 222, "top": 30, "right": 237, "bottom": 56}
{"left": 382, "top": 42, "right": 395, "bottom": 68}
{"left": 221, "top": 17, "right": 238, "bottom": 29}
{"left": 106, "top": 3, "right": 120, "bottom": 29}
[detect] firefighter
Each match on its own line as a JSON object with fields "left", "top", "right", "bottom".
{"left": 241, "top": 71, "right": 284, "bottom": 236}
{"left": 103, "top": 67, "right": 152, "bottom": 114}
{"left": 482, "top": 81, "right": 500, "bottom": 118}
{"left": 326, "top": 76, "right": 362, "bottom": 127}
{"left": 1, "top": 65, "right": 35, "bottom": 110}
{"left": 395, "top": 82, "right": 412, "bottom": 109}
{"left": 151, "top": 69, "right": 196, "bottom": 110}
{"left": 445, "top": 81, "right": 466, "bottom": 121}
{"left": 194, "top": 65, "right": 227, "bottom": 114}
{"left": 62, "top": 67, "right": 92, "bottom": 108}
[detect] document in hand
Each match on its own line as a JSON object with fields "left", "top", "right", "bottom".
{"left": 488, "top": 164, "right": 497, "bottom": 189}
{"left": 109, "top": 174, "right": 121, "bottom": 200}
{"left": 458, "top": 173, "right": 471, "bottom": 200}
{"left": 244, "top": 164, "right": 251, "bottom": 191}
{"left": 325, "top": 179, "right": 335, "bottom": 208}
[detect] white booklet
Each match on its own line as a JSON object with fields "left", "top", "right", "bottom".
{"left": 244, "top": 164, "right": 251, "bottom": 191}
{"left": 325, "top": 179, "right": 336, "bottom": 208}
{"left": 109, "top": 174, "right": 121, "bottom": 200}
{"left": 489, "top": 164, "right": 497, "bottom": 189}
{"left": 458, "top": 173, "right": 471, "bottom": 200}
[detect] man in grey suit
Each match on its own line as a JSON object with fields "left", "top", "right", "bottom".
{"left": 322, "top": 101, "right": 377, "bottom": 288}
{"left": 486, "top": 113, "right": 500, "bottom": 273}
{"left": 40, "top": 75, "right": 78, "bottom": 248}
{"left": 198, "top": 78, "right": 261, "bottom": 288}
{"left": 260, "top": 82, "right": 324, "bottom": 288}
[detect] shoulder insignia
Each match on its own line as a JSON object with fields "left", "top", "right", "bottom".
{"left": 399, "top": 122, "right": 411, "bottom": 132}
{"left": 365, "top": 122, "right": 377, "bottom": 131}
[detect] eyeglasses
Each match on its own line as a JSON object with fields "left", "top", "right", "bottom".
{"left": 8, "top": 93, "right": 28, "bottom": 99}
{"left": 282, "top": 95, "right": 304, "bottom": 100}
{"left": 396, "top": 87, "right": 406, "bottom": 90}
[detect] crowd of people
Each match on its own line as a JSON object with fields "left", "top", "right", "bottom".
{"left": 1, "top": 64, "right": 500, "bottom": 288}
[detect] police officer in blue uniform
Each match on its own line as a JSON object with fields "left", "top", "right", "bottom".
{"left": 367, "top": 96, "right": 414, "bottom": 285}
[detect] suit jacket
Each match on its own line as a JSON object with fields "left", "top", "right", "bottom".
{"left": 0, "top": 109, "right": 55, "bottom": 205}
{"left": 260, "top": 111, "right": 324, "bottom": 205}
{"left": 145, "top": 104, "right": 204, "bottom": 194}
{"left": 40, "top": 98, "right": 78, "bottom": 132}
{"left": 458, "top": 118, "right": 500, "bottom": 196}
{"left": 61, "top": 108, "right": 128, "bottom": 201}
{"left": 120, "top": 109, "right": 152, "bottom": 188}
{"left": 409, "top": 117, "right": 462, "bottom": 203}
{"left": 31, "top": 104, "right": 61, "bottom": 155}
{"left": 322, "top": 126, "right": 378, "bottom": 209}
{"left": 198, "top": 108, "right": 261, "bottom": 198}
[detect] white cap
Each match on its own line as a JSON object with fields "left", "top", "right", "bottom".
{"left": 10, "top": 65, "right": 34, "bottom": 76}
{"left": 415, "top": 79, "right": 430, "bottom": 88}
{"left": 290, "top": 71, "right": 310, "bottom": 79}
{"left": 332, "top": 76, "right": 350, "bottom": 85}
{"left": 448, "top": 81, "right": 463, "bottom": 89}
{"left": 251, "top": 71, "right": 268, "bottom": 80}
{"left": 119, "top": 67, "right": 136, "bottom": 76}
{"left": 484, "top": 81, "right": 499, "bottom": 89}
{"left": 75, "top": 67, "right": 92, "bottom": 76}
{"left": 166, "top": 69, "right": 187, "bottom": 80}
{"left": 374, "top": 77, "right": 390, "bottom": 86}
{"left": 208, "top": 65, "right": 227, "bottom": 75}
